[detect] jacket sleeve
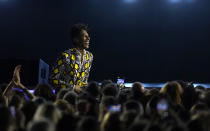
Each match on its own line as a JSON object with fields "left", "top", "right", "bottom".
{"left": 49, "top": 52, "right": 73, "bottom": 90}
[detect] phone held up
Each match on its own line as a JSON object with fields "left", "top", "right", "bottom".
{"left": 117, "top": 77, "right": 125, "bottom": 88}
{"left": 157, "top": 98, "right": 168, "bottom": 118}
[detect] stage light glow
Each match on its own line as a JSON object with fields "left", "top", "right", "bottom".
{"left": 124, "top": 83, "right": 165, "bottom": 88}
{"left": 124, "top": 0, "right": 137, "bottom": 3}
{"left": 185, "top": 0, "right": 196, "bottom": 3}
{"left": 124, "top": 83, "right": 210, "bottom": 88}
{"left": 169, "top": 0, "right": 182, "bottom": 3}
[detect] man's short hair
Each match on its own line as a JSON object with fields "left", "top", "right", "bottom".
{"left": 70, "top": 23, "right": 88, "bottom": 42}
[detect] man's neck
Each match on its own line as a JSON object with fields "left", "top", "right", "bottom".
{"left": 75, "top": 47, "right": 84, "bottom": 55}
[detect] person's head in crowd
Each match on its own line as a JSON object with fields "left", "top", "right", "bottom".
{"left": 128, "top": 82, "right": 145, "bottom": 102}
{"left": 148, "top": 88, "right": 159, "bottom": 96}
{"left": 131, "top": 82, "right": 144, "bottom": 94}
{"left": 145, "top": 93, "right": 171, "bottom": 116}
{"left": 33, "top": 102, "right": 62, "bottom": 124}
{"left": 76, "top": 99, "right": 90, "bottom": 116}
{"left": 0, "top": 105, "right": 15, "bottom": 131}
{"left": 63, "top": 91, "right": 78, "bottom": 107}
{"left": 182, "top": 82, "right": 198, "bottom": 110}
{"left": 195, "top": 87, "right": 205, "bottom": 100}
{"left": 86, "top": 81, "right": 100, "bottom": 98}
{"left": 101, "top": 80, "right": 113, "bottom": 90}
{"left": 27, "top": 118, "right": 55, "bottom": 131}
{"left": 34, "top": 84, "right": 55, "bottom": 101}
{"left": 54, "top": 99, "right": 75, "bottom": 114}
{"left": 57, "top": 113, "right": 78, "bottom": 131}
{"left": 100, "top": 96, "right": 118, "bottom": 110}
{"left": 191, "top": 111, "right": 210, "bottom": 131}
{"left": 9, "top": 94, "right": 24, "bottom": 110}
{"left": 176, "top": 80, "right": 188, "bottom": 90}
{"left": 77, "top": 92, "right": 99, "bottom": 118}
{"left": 32, "top": 97, "right": 46, "bottom": 106}
{"left": 200, "top": 91, "right": 210, "bottom": 108}
{"left": 77, "top": 116, "right": 99, "bottom": 131}
{"left": 123, "top": 100, "right": 144, "bottom": 116}
{"left": 56, "top": 88, "right": 69, "bottom": 100}
{"left": 146, "top": 95, "right": 160, "bottom": 116}
{"left": 101, "top": 112, "right": 122, "bottom": 131}
{"left": 118, "top": 89, "right": 130, "bottom": 105}
{"left": 160, "top": 81, "right": 183, "bottom": 105}
{"left": 128, "top": 120, "right": 148, "bottom": 131}
{"left": 99, "top": 96, "right": 118, "bottom": 122}
{"left": 195, "top": 85, "right": 206, "bottom": 91}
{"left": 21, "top": 100, "right": 38, "bottom": 126}
{"left": 120, "top": 110, "right": 138, "bottom": 130}
{"left": 11, "top": 90, "right": 26, "bottom": 104}
{"left": 102, "top": 83, "right": 118, "bottom": 98}
{"left": 190, "top": 102, "right": 210, "bottom": 115}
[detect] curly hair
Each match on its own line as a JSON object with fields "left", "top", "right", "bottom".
{"left": 70, "top": 23, "right": 88, "bottom": 45}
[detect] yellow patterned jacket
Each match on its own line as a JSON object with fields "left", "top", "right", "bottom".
{"left": 49, "top": 48, "right": 93, "bottom": 90}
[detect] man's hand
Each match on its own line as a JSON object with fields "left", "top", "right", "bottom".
{"left": 12, "top": 65, "right": 21, "bottom": 86}
{"left": 73, "top": 85, "right": 82, "bottom": 93}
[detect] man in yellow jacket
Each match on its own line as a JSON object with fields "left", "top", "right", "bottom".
{"left": 50, "top": 23, "right": 93, "bottom": 93}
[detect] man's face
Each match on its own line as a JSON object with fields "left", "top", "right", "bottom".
{"left": 75, "top": 30, "right": 90, "bottom": 49}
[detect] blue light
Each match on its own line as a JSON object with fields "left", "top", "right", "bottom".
{"left": 124, "top": 83, "right": 210, "bottom": 88}
{"left": 169, "top": 0, "right": 182, "bottom": 3}
{"left": 124, "top": 0, "right": 137, "bottom": 3}
{"left": 185, "top": 0, "right": 196, "bottom": 3}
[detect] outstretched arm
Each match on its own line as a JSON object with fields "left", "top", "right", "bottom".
{"left": 16, "top": 83, "right": 35, "bottom": 100}
{"left": 3, "top": 65, "right": 35, "bottom": 100}
{"left": 12, "top": 65, "right": 35, "bottom": 99}
{"left": 2, "top": 65, "right": 21, "bottom": 97}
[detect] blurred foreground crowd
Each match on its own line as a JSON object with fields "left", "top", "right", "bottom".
{"left": 1, "top": 65, "right": 210, "bottom": 131}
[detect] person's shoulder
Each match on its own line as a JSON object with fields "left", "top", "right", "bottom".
{"left": 64, "top": 48, "right": 77, "bottom": 54}
{"left": 86, "top": 50, "right": 93, "bottom": 58}
{"left": 61, "top": 48, "right": 77, "bottom": 56}
{"left": 56, "top": 49, "right": 69, "bottom": 60}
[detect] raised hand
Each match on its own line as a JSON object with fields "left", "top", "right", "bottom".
{"left": 12, "top": 65, "right": 21, "bottom": 86}
{"left": 12, "top": 65, "right": 35, "bottom": 99}
{"left": 2, "top": 65, "right": 22, "bottom": 99}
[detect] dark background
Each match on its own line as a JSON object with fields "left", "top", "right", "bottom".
{"left": 0, "top": 0, "right": 210, "bottom": 83}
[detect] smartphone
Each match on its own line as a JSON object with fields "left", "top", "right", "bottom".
{"left": 117, "top": 78, "right": 125, "bottom": 88}
{"left": 108, "top": 104, "right": 121, "bottom": 112}
{"left": 157, "top": 99, "right": 168, "bottom": 118}
{"left": 157, "top": 99, "right": 168, "bottom": 111}
{"left": 10, "top": 106, "right": 16, "bottom": 116}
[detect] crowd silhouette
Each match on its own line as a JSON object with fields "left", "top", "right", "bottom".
{"left": 0, "top": 65, "right": 210, "bottom": 131}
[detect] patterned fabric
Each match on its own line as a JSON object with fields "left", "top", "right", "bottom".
{"left": 49, "top": 48, "right": 93, "bottom": 90}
